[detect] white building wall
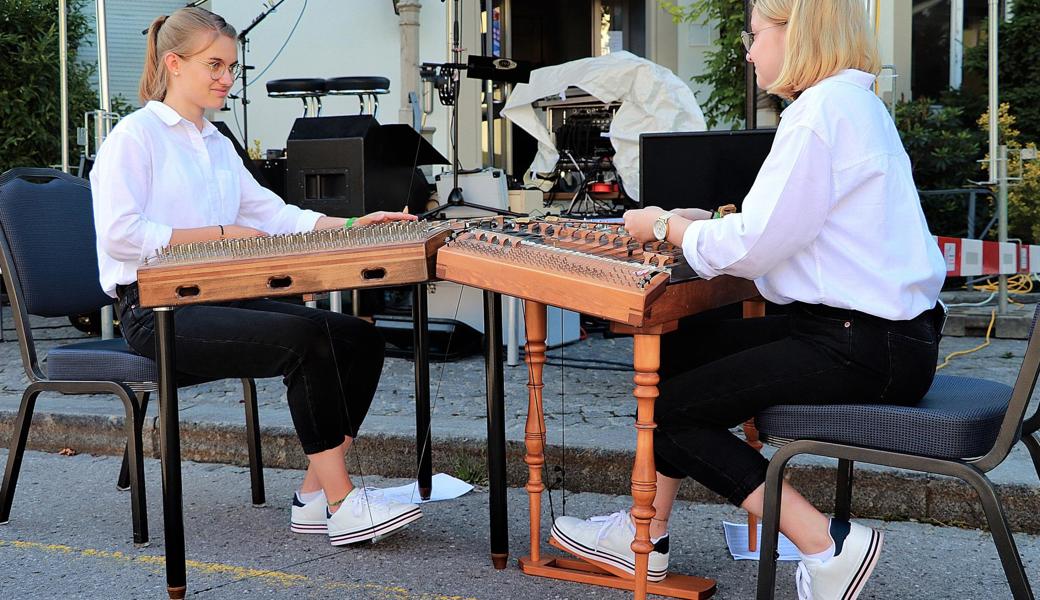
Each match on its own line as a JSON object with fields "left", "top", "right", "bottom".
{"left": 210, "top": 0, "right": 453, "bottom": 160}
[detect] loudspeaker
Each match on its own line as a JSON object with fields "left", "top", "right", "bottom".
{"left": 286, "top": 115, "right": 449, "bottom": 217}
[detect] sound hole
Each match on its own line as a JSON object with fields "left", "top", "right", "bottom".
{"left": 268, "top": 276, "right": 293, "bottom": 289}
{"left": 362, "top": 268, "right": 386, "bottom": 280}
{"left": 175, "top": 285, "right": 200, "bottom": 298}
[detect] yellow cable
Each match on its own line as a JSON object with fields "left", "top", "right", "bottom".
{"left": 935, "top": 309, "right": 996, "bottom": 370}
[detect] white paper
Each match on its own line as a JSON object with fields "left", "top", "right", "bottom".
{"left": 501, "top": 51, "right": 707, "bottom": 202}
{"left": 723, "top": 521, "right": 801, "bottom": 562}
{"left": 377, "top": 473, "right": 474, "bottom": 505}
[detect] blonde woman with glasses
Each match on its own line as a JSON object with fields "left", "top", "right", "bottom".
{"left": 552, "top": 1, "right": 946, "bottom": 598}
{"left": 91, "top": 7, "right": 423, "bottom": 548}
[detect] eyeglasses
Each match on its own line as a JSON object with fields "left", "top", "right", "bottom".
{"left": 740, "top": 22, "right": 786, "bottom": 52}
{"left": 177, "top": 54, "right": 243, "bottom": 81}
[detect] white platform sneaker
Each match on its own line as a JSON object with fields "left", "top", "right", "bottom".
{"left": 550, "top": 510, "right": 670, "bottom": 582}
{"left": 795, "top": 521, "right": 883, "bottom": 600}
{"left": 326, "top": 487, "right": 423, "bottom": 546}
{"left": 289, "top": 490, "right": 328, "bottom": 534}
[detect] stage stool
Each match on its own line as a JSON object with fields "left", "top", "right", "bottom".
{"left": 266, "top": 77, "right": 327, "bottom": 117}
{"left": 325, "top": 76, "right": 390, "bottom": 118}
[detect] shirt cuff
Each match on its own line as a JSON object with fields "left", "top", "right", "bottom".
{"left": 680, "top": 219, "right": 722, "bottom": 279}
{"left": 294, "top": 209, "right": 323, "bottom": 233}
{"left": 139, "top": 223, "right": 174, "bottom": 264}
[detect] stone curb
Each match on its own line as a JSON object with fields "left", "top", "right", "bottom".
{"left": 3, "top": 410, "right": 1038, "bottom": 536}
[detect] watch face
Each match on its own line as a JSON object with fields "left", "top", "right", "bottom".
{"left": 653, "top": 217, "right": 667, "bottom": 240}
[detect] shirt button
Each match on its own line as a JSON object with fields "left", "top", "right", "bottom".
{"left": 844, "top": 321, "right": 851, "bottom": 328}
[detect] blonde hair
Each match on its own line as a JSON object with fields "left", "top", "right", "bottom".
{"left": 753, "top": 0, "right": 880, "bottom": 100}
{"left": 139, "top": 7, "right": 236, "bottom": 104}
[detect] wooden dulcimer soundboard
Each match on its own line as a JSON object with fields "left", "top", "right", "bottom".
{"left": 435, "top": 216, "right": 753, "bottom": 328}
{"left": 137, "top": 221, "right": 453, "bottom": 308}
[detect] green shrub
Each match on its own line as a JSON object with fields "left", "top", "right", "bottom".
{"left": 0, "top": 0, "right": 98, "bottom": 173}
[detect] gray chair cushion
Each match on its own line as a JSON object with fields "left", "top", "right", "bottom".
{"left": 46, "top": 338, "right": 157, "bottom": 383}
{"left": 755, "top": 375, "right": 1011, "bottom": 460}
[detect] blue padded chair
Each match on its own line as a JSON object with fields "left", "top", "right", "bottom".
{"left": 0, "top": 168, "right": 265, "bottom": 546}
{"left": 753, "top": 308, "right": 1040, "bottom": 599}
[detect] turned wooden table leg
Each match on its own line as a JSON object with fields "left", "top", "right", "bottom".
{"left": 523, "top": 300, "right": 548, "bottom": 562}
{"left": 631, "top": 333, "right": 660, "bottom": 600}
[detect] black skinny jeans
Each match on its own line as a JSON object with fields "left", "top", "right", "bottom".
{"left": 115, "top": 283, "right": 385, "bottom": 455}
{"left": 653, "top": 302, "right": 942, "bottom": 506}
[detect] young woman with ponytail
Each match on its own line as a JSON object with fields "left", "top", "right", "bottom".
{"left": 553, "top": 1, "right": 946, "bottom": 598}
{"left": 91, "top": 7, "right": 422, "bottom": 547}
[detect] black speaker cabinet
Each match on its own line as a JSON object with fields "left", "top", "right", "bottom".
{"left": 286, "top": 115, "right": 448, "bottom": 217}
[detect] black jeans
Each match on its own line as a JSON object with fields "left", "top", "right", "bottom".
{"left": 653, "top": 302, "right": 942, "bottom": 506}
{"left": 116, "top": 283, "right": 385, "bottom": 455}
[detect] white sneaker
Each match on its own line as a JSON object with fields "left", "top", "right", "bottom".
{"left": 290, "top": 491, "right": 328, "bottom": 534}
{"left": 327, "top": 487, "right": 423, "bottom": 546}
{"left": 795, "top": 522, "right": 883, "bottom": 600}
{"left": 550, "top": 510, "right": 669, "bottom": 582}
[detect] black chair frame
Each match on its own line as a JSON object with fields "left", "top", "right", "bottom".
{"left": 0, "top": 169, "right": 265, "bottom": 548}
{"left": 755, "top": 310, "right": 1040, "bottom": 600}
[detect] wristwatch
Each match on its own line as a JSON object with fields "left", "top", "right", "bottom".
{"left": 652, "top": 212, "right": 673, "bottom": 242}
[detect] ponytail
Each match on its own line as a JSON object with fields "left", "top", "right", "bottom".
{"left": 136, "top": 8, "right": 237, "bottom": 105}
{"left": 139, "top": 15, "right": 169, "bottom": 103}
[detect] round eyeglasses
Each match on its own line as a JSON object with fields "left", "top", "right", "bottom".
{"left": 178, "top": 55, "right": 243, "bottom": 81}
{"left": 740, "top": 22, "right": 786, "bottom": 52}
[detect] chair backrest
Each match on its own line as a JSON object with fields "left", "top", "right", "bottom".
{"left": 0, "top": 168, "right": 113, "bottom": 381}
{"left": 974, "top": 304, "right": 1040, "bottom": 471}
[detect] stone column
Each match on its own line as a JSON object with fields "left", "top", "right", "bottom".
{"left": 398, "top": 0, "right": 423, "bottom": 129}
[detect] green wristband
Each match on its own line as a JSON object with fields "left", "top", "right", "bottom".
{"left": 343, "top": 217, "right": 358, "bottom": 229}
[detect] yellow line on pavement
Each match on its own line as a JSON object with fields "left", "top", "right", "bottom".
{"left": 0, "top": 539, "right": 477, "bottom": 599}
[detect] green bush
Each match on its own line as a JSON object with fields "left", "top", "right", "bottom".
{"left": 0, "top": 0, "right": 98, "bottom": 173}
{"left": 660, "top": 0, "right": 758, "bottom": 129}
{"left": 965, "top": 0, "right": 1040, "bottom": 146}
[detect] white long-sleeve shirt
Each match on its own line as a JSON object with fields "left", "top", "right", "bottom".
{"left": 91, "top": 101, "right": 323, "bottom": 297}
{"left": 681, "top": 69, "right": 945, "bottom": 320}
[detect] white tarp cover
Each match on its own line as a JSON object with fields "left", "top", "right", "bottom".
{"left": 502, "top": 51, "right": 707, "bottom": 202}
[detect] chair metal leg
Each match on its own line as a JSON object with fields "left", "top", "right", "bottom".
{"left": 113, "top": 386, "right": 149, "bottom": 546}
{"left": 117, "top": 391, "right": 150, "bottom": 491}
{"left": 834, "top": 458, "right": 854, "bottom": 521}
{"left": 959, "top": 467, "right": 1035, "bottom": 599}
{"left": 1021, "top": 433, "right": 1040, "bottom": 484}
{"left": 0, "top": 387, "right": 42, "bottom": 524}
{"left": 756, "top": 445, "right": 796, "bottom": 600}
{"left": 241, "top": 378, "right": 265, "bottom": 506}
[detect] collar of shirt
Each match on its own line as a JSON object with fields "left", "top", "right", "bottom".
{"left": 145, "top": 100, "right": 218, "bottom": 138}
{"left": 781, "top": 69, "right": 877, "bottom": 117}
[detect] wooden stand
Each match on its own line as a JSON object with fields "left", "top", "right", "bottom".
{"left": 517, "top": 301, "right": 716, "bottom": 600}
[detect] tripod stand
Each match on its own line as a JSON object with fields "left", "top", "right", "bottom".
{"left": 419, "top": 0, "right": 516, "bottom": 218}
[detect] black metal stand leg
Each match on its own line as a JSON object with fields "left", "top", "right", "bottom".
{"left": 484, "top": 291, "right": 509, "bottom": 569}
{"left": 413, "top": 284, "right": 433, "bottom": 500}
{"left": 835, "top": 458, "right": 854, "bottom": 521}
{"left": 241, "top": 378, "right": 265, "bottom": 507}
{"left": 155, "top": 307, "right": 186, "bottom": 600}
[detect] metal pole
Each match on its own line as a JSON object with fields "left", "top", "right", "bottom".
{"left": 950, "top": 0, "right": 964, "bottom": 89}
{"left": 485, "top": 0, "right": 495, "bottom": 168}
{"left": 744, "top": 0, "right": 756, "bottom": 129}
{"left": 998, "top": 144, "right": 1009, "bottom": 314}
{"left": 59, "top": 0, "right": 69, "bottom": 173}
{"left": 988, "top": 0, "right": 1007, "bottom": 313}
{"left": 97, "top": 0, "right": 115, "bottom": 339}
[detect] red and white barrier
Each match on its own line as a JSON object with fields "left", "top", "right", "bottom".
{"left": 935, "top": 236, "right": 1039, "bottom": 277}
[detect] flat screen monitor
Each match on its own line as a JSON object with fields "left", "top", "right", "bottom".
{"left": 639, "top": 128, "right": 777, "bottom": 212}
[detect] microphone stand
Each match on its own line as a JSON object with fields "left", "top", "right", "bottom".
{"left": 420, "top": 0, "right": 516, "bottom": 219}
{"left": 237, "top": 0, "right": 286, "bottom": 147}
